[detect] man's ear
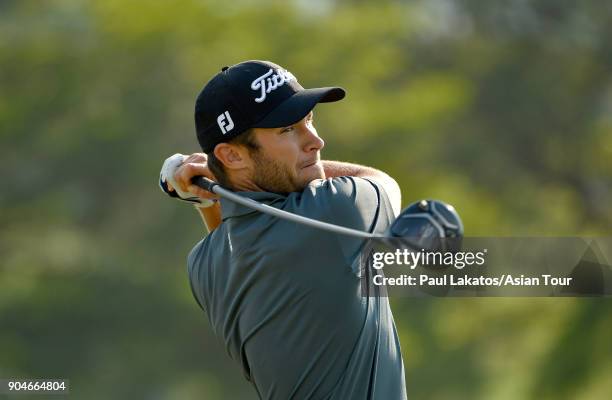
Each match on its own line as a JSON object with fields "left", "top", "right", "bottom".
{"left": 214, "top": 143, "right": 251, "bottom": 170}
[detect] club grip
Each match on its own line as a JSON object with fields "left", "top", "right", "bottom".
{"left": 191, "top": 176, "right": 219, "bottom": 193}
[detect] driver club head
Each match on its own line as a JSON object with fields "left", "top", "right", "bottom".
{"left": 387, "top": 199, "right": 464, "bottom": 253}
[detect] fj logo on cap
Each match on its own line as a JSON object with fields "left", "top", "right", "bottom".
{"left": 251, "top": 68, "right": 296, "bottom": 103}
{"left": 217, "top": 111, "right": 234, "bottom": 134}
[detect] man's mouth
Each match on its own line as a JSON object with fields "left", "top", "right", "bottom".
{"left": 301, "top": 160, "right": 319, "bottom": 169}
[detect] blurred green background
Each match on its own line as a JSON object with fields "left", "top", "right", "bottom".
{"left": 1, "top": 0, "right": 611, "bottom": 399}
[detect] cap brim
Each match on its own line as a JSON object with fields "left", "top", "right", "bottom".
{"left": 253, "top": 87, "right": 345, "bottom": 128}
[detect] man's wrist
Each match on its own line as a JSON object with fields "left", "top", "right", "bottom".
{"left": 193, "top": 198, "right": 218, "bottom": 209}
{"left": 321, "top": 160, "right": 402, "bottom": 215}
{"left": 322, "top": 160, "right": 379, "bottom": 178}
{"left": 196, "top": 200, "right": 223, "bottom": 232}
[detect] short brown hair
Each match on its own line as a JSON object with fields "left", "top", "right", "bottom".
{"left": 207, "top": 129, "right": 259, "bottom": 188}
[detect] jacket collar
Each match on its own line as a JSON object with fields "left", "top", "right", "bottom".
{"left": 220, "top": 191, "right": 287, "bottom": 220}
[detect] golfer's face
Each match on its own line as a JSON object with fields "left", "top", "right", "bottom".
{"left": 251, "top": 111, "right": 325, "bottom": 193}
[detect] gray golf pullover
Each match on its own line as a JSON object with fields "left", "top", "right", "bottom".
{"left": 188, "top": 176, "right": 407, "bottom": 399}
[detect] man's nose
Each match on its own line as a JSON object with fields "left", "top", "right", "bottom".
{"left": 303, "top": 126, "right": 325, "bottom": 152}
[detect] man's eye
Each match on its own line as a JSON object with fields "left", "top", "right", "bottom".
{"left": 281, "top": 126, "right": 294, "bottom": 133}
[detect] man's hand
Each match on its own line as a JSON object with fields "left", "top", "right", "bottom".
{"left": 160, "top": 152, "right": 223, "bottom": 232}
{"left": 160, "top": 153, "right": 220, "bottom": 207}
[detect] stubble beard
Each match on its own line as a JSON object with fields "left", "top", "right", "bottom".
{"left": 250, "top": 150, "right": 310, "bottom": 194}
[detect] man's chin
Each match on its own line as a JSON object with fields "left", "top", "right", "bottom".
{"left": 299, "top": 164, "right": 325, "bottom": 186}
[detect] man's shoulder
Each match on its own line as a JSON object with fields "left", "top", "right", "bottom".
{"left": 304, "top": 176, "right": 383, "bottom": 200}
{"left": 187, "top": 237, "right": 207, "bottom": 276}
{"left": 187, "top": 227, "right": 222, "bottom": 273}
{"left": 301, "top": 176, "right": 386, "bottom": 213}
{"left": 289, "top": 176, "right": 390, "bottom": 233}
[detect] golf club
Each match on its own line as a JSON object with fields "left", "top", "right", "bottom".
{"left": 192, "top": 176, "right": 464, "bottom": 245}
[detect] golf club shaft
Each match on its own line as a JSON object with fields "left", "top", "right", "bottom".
{"left": 192, "top": 176, "right": 379, "bottom": 239}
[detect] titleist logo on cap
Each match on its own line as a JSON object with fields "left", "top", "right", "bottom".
{"left": 251, "top": 68, "right": 297, "bottom": 103}
{"left": 195, "top": 60, "right": 345, "bottom": 153}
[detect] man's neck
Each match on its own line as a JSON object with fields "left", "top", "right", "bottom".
{"left": 227, "top": 175, "right": 264, "bottom": 192}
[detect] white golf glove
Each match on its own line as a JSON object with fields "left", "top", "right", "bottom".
{"left": 159, "top": 153, "right": 217, "bottom": 208}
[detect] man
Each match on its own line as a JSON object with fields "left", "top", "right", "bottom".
{"left": 162, "top": 60, "right": 407, "bottom": 399}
